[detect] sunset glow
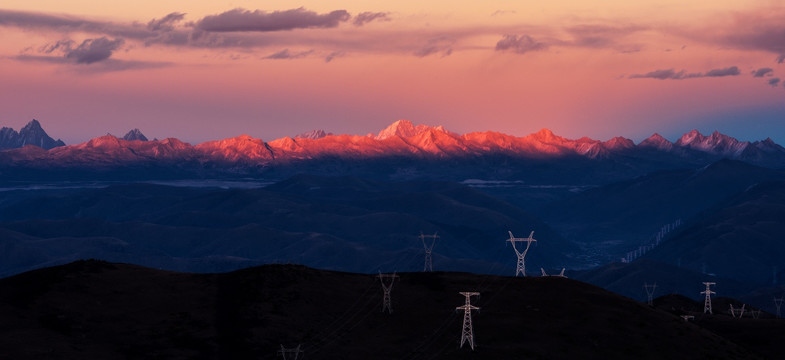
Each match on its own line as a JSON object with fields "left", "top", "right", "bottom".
{"left": 1, "top": 1, "right": 783, "bottom": 145}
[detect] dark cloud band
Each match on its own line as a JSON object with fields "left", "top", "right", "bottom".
{"left": 195, "top": 8, "right": 350, "bottom": 32}
{"left": 629, "top": 66, "right": 740, "bottom": 80}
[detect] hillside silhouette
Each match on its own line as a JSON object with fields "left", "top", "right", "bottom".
{"left": 0, "top": 260, "right": 769, "bottom": 359}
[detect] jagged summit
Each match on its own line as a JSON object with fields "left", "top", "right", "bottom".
{"left": 0, "top": 119, "right": 65, "bottom": 150}
{"left": 675, "top": 129, "right": 748, "bottom": 156}
{"left": 122, "top": 129, "right": 148, "bottom": 141}
{"left": 531, "top": 128, "right": 559, "bottom": 142}
{"left": 295, "top": 129, "right": 332, "bottom": 140}
{"left": 639, "top": 133, "right": 673, "bottom": 151}
{"left": 374, "top": 119, "right": 446, "bottom": 140}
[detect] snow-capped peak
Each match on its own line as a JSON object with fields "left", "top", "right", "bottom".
{"left": 375, "top": 120, "right": 444, "bottom": 140}
{"left": 295, "top": 129, "right": 332, "bottom": 140}
{"left": 675, "top": 129, "right": 748, "bottom": 156}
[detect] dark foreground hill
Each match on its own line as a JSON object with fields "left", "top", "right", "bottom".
{"left": 0, "top": 260, "right": 768, "bottom": 359}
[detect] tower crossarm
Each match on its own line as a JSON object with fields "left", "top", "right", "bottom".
{"left": 420, "top": 232, "right": 439, "bottom": 251}
{"left": 507, "top": 231, "right": 537, "bottom": 276}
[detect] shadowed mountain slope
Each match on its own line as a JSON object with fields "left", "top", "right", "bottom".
{"left": 642, "top": 180, "right": 785, "bottom": 285}
{"left": 540, "top": 159, "right": 785, "bottom": 263}
{"left": 0, "top": 176, "right": 577, "bottom": 277}
{"left": 0, "top": 260, "right": 764, "bottom": 359}
{"left": 572, "top": 259, "right": 758, "bottom": 303}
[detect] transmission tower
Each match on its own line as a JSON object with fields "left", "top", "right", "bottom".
{"left": 420, "top": 232, "right": 439, "bottom": 272}
{"left": 644, "top": 282, "right": 657, "bottom": 306}
{"left": 701, "top": 282, "right": 716, "bottom": 314}
{"left": 750, "top": 308, "right": 761, "bottom": 319}
{"left": 774, "top": 297, "right": 783, "bottom": 318}
{"left": 541, "top": 268, "right": 567, "bottom": 277}
{"left": 729, "top": 304, "right": 745, "bottom": 318}
{"left": 456, "top": 292, "right": 480, "bottom": 350}
{"left": 377, "top": 272, "right": 399, "bottom": 314}
{"left": 507, "top": 231, "right": 537, "bottom": 277}
{"left": 278, "top": 344, "right": 303, "bottom": 360}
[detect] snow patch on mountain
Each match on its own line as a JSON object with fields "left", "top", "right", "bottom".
{"left": 295, "top": 129, "right": 332, "bottom": 140}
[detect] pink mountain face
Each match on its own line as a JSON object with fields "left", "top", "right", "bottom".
{"left": 1, "top": 121, "right": 782, "bottom": 167}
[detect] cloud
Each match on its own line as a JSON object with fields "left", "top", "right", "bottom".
{"left": 64, "top": 37, "right": 125, "bottom": 64}
{"left": 12, "top": 54, "right": 170, "bottom": 72}
{"left": 703, "top": 66, "right": 740, "bottom": 77}
{"left": 147, "top": 12, "right": 185, "bottom": 31}
{"left": 769, "top": 78, "right": 781, "bottom": 87}
{"left": 495, "top": 34, "right": 548, "bottom": 54}
{"left": 353, "top": 12, "right": 389, "bottom": 26}
{"left": 565, "top": 24, "right": 646, "bottom": 48}
{"left": 40, "top": 39, "right": 75, "bottom": 54}
{"left": 491, "top": 10, "right": 516, "bottom": 17}
{"left": 629, "top": 69, "right": 684, "bottom": 80}
{"left": 263, "top": 48, "right": 314, "bottom": 59}
{"left": 0, "top": 9, "right": 151, "bottom": 39}
{"left": 35, "top": 36, "right": 124, "bottom": 64}
{"left": 629, "top": 66, "right": 740, "bottom": 80}
{"left": 753, "top": 67, "right": 774, "bottom": 77}
{"left": 690, "top": 8, "right": 785, "bottom": 63}
{"left": 324, "top": 51, "right": 344, "bottom": 62}
{"left": 414, "top": 37, "right": 454, "bottom": 57}
{"left": 0, "top": 9, "right": 109, "bottom": 32}
{"left": 194, "top": 7, "right": 350, "bottom": 32}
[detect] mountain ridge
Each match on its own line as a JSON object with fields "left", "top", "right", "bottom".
{"left": 0, "top": 119, "right": 65, "bottom": 150}
{"left": 2, "top": 119, "right": 785, "bottom": 181}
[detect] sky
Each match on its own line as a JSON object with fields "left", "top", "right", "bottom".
{"left": 0, "top": 1, "right": 783, "bottom": 145}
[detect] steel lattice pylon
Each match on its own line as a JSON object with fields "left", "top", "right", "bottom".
{"left": 278, "top": 344, "right": 303, "bottom": 360}
{"left": 701, "top": 282, "right": 716, "bottom": 314}
{"left": 377, "top": 272, "right": 399, "bottom": 314}
{"left": 729, "top": 304, "right": 745, "bottom": 318}
{"left": 507, "top": 231, "right": 536, "bottom": 277}
{"left": 456, "top": 292, "right": 480, "bottom": 350}
{"left": 644, "top": 282, "right": 657, "bottom": 306}
{"left": 774, "top": 297, "right": 783, "bottom": 318}
{"left": 420, "top": 232, "right": 439, "bottom": 272}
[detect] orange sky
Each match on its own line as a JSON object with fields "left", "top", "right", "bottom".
{"left": 1, "top": 1, "right": 783, "bottom": 144}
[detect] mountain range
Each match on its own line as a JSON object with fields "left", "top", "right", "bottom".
{"left": 2, "top": 120, "right": 785, "bottom": 183}
{"left": 0, "top": 119, "right": 64, "bottom": 150}
{"left": 2, "top": 118, "right": 785, "bottom": 323}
